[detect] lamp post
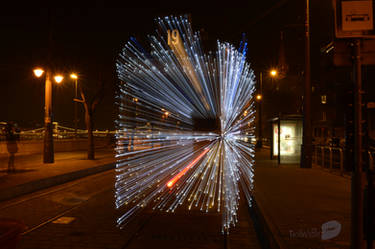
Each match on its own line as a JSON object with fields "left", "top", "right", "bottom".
{"left": 70, "top": 73, "right": 78, "bottom": 137}
{"left": 33, "top": 68, "right": 64, "bottom": 163}
{"left": 256, "top": 69, "right": 278, "bottom": 148}
{"left": 256, "top": 72, "right": 263, "bottom": 148}
{"left": 131, "top": 97, "right": 138, "bottom": 151}
{"left": 301, "top": 0, "right": 312, "bottom": 169}
{"left": 270, "top": 69, "right": 277, "bottom": 77}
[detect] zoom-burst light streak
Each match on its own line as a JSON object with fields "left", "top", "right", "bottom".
{"left": 115, "top": 15, "right": 256, "bottom": 232}
{"left": 166, "top": 147, "right": 210, "bottom": 188}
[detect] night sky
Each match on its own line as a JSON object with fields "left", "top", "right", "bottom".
{"left": 0, "top": 0, "right": 332, "bottom": 130}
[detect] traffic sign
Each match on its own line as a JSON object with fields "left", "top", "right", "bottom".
{"left": 333, "top": 0, "right": 375, "bottom": 38}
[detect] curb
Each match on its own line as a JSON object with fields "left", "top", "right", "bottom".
{"left": 249, "top": 195, "right": 287, "bottom": 249}
{"left": 0, "top": 162, "right": 115, "bottom": 202}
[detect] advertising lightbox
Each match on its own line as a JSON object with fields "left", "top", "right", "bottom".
{"left": 272, "top": 118, "right": 303, "bottom": 164}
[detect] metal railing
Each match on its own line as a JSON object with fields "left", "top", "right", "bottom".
{"left": 313, "top": 145, "right": 344, "bottom": 175}
{"left": 0, "top": 123, "right": 115, "bottom": 141}
{"left": 313, "top": 145, "right": 375, "bottom": 175}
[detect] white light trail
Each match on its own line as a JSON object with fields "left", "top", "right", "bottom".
{"left": 115, "top": 15, "right": 256, "bottom": 232}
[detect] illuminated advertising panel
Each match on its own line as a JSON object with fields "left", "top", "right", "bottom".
{"left": 273, "top": 122, "right": 299, "bottom": 156}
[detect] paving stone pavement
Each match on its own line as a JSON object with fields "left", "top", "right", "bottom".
{"left": 253, "top": 148, "right": 354, "bottom": 249}
{"left": 0, "top": 149, "right": 115, "bottom": 202}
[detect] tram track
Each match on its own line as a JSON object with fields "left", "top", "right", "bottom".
{"left": 1, "top": 165, "right": 263, "bottom": 249}
{"left": 21, "top": 186, "right": 113, "bottom": 235}
{"left": 0, "top": 170, "right": 114, "bottom": 210}
{"left": 0, "top": 170, "right": 115, "bottom": 237}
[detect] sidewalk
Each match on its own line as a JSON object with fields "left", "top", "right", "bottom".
{"left": 0, "top": 149, "right": 115, "bottom": 202}
{"left": 253, "top": 148, "right": 352, "bottom": 249}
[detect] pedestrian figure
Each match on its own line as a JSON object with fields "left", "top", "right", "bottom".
{"left": 4, "top": 122, "right": 19, "bottom": 173}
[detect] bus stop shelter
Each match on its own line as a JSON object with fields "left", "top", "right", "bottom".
{"left": 270, "top": 114, "right": 303, "bottom": 164}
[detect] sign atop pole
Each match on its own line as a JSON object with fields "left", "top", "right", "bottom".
{"left": 333, "top": 0, "right": 375, "bottom": 38}
{"left": 332, "top": 2, "right": 375, "bottom": 248}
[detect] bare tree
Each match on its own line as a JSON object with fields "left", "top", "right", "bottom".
{"left": 75, "top": 80, "right": 105, "bottom": 160}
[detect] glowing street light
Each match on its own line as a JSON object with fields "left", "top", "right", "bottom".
{"left": 33, "top": 68, "right": 67, "bottom": 163}
{"left": 270, "top": 69, "right": 278, "bottom": 77}
{"left": 256, "top": 69, "right": 279, "bottom": 148}
{"left": 54, "top": 75, "right": 64, "bottom": 84}
{"left": 70, "top": 73, "right": 79, "bottom": 136}
{"left": 162, "top": 111, "right": 169, "bottom": 120}
{"left": 33, "top": 68, "right": 44, "bottom": 78}
{"left": 33, "top": 67, "right": 55, "bottom": 163}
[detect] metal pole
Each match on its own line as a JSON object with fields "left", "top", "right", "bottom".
{"left": 74, "top": 78, "right": 78, "bottom": 137}
{"left": 330, "top": 147, "right": 333, "bottom": 170}
{"left": 43, "top": 6, "right": 54, "bottom": 164}
{"left": 43, "top": 70, "right": 54, "bottom": 163}
{"left": 257, "top": 72, "right": 263, "bottom": 148}
{"left": 278, "top": 113, "right": 281, "bottom": 165}
{"left": 340, "top": 148, "right": 344, "bottom": 176}
{"left": 351, "top": 38, "right": 364, "bottom": 249}
{"left": 301, "top": 0, "right": 312, "bottom": 168}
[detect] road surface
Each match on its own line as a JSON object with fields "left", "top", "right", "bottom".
{"left": 0, "top": 169, "right": 262, "bottom": 249}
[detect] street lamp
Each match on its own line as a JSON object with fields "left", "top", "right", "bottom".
{"left": 270, "top": 69, "right": 278, "bottom": 77}
{"left": 301, "top": 0, "right": 312, "bottom": 170}
{"left": 33, "top": 68, "right": 44, "bottom": 77}
{"left": 256, "top": 69, "right": 278, "bottom": 148}
{"left": 33, "top": 68, "right": 64, "bottom": 163}
{"left": 54, "top": 75, "right": 64, "bottom": 84}
{"left": 70, "top": 73, "right": 78, "bottom": 137}
{"left": 128, "top": 97, "right": 139, "bottom": 151}
{"left": 133, "top": 97, "right": 138, "bottom": 120}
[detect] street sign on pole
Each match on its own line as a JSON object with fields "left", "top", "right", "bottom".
{"left": 333, "top": 0, "right": 375, "bottom": 38}
{"left": 342, "top": 1, "right": 373, "bottom": 31}
{"left": 332, "top": 2, "right": 375, "bottom": 248}
{"left": 301, "top": 0, "right": 312, "bottom": 169}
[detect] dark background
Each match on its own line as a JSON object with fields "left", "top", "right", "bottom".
{"left": 0, "top": 0, "right": 332, "bottom": 130}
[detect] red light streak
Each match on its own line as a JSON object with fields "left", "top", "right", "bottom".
{"left": 166, "top": 148, "right": 210, "bottom": 188}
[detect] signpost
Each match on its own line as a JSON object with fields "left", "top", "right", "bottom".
{"left": 333, "top": 1, "right": 375, "bottom": 249}
{"left": 334, "top": 0, "right": 375, "bottom": 38}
